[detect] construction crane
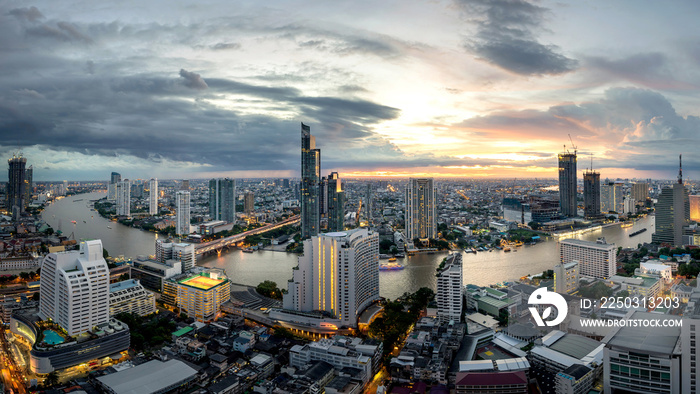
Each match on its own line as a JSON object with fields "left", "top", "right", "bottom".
{"left": 568, "top": 134, "right": 577, "bottom": 154}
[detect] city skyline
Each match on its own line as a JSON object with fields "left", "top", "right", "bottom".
{"left": 2, "top": 1, "right": 700, "bottom": 181}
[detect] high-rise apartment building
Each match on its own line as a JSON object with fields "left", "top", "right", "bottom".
{"left": 558, "top": 152, "right": 577, "bottom": 217}
{"left": 601, "top": 182, "right": 624, "bottom": 213}
{"left": 301, "top": 123, "right": 321, "bottom": 238}
{"left": 283, "top": 228, "right": 379, "bottom": 327}
{"left": 560, "top": 238, "right": 616, "bottom": 279}
{"left": 632, "top": 182, "right": 649, "bottom": 204}
{"left": 209, "top": 178, "right": 236, "bottom": 223}
{"left": 319, "top": 176, "right": 328, "bottom": 219}
{"left": 653, "top": 156, "right": 689, "bottom": 246}
{"left": 436, "top": 253, "right": 463, "bottom": 323}
{"left": 39, "top": 240, "right": 110, "bottom": 336}
{"left": 116, "top": 180, "right": 131, "bottom": 216}
{"left": 149, "top": 178, "right": 158, "bottom": 215}
{"left": 176, "top": 191, "right": 191, "bottom": 236}
{"left": 583, "top": 170, "right": 601, "bottom": 219}
{"left": 181, "top": 179, "right": 189, "bottom": 191}
{"left": 327, "top": 172, "right": 345, "bottom": 232}
{"left": 108, "top": 172, "right": 121, "bottom": 201}
{"left": 244, "top": 191, "right": 255, "bottom": 216}
{"left": 405, "top": 178, "right": 437, "bottom": 240}
{"left": 7, "top": 155, "right": 27, "bottom": 212}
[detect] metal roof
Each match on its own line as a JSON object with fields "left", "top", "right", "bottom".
{"left": 96, "top": 360, "right": 197, "bottom": 394}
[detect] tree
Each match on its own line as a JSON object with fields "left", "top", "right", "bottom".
{"left": 32, "top": 292, "right": 40, "bottom": 301}
{"left": 103, "top": 248, "right": 109, "bottom": 259}
{"left": 257, "top": 280, "right": 282, "bottom": 300}
{"left": 45, "top": 371, "right": 59, "bottom": 387}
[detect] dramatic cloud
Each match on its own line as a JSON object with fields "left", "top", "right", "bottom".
{"left": 8, "top": 6, "right": 44, "bottom": 22}
{"left": 179, "top": 69, "right": 209, "bottom": 90}
{"left": 457, "top": 0, "right": 578, "bottom": 76}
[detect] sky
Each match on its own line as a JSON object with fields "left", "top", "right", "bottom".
{"left": 2, "top": 0, "right": 700, "bottom": 181}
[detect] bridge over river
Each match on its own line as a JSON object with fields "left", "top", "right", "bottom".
{"left": 195, "top": 215, "right": 300, "bottom": 255}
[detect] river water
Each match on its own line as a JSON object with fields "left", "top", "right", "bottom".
{"left": 42, "top": 192, "right": 655, "bottom": 300}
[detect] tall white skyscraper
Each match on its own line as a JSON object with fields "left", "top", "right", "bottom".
{"left": 116, "top": 180, "right": 131, "bottom": 216}
{"left": 149, "top": 178, "right": 158, "bottom": 215}
{"left": 39, "top": 240, "right": 110, "bottom": 336}
{"left": 436, "top": 253, "right": 463, "bottom": 323}
{"left": 405, "top": 178, "right": 436, "bottom": 240}
{"left": 283, "top": 228, "right": 379, "bottom": 327}
{"left": 176, "top": 190, "right": 191, "bottom": 236}
{"left": 560, "top": 238, "right": 616, "bottom": 279}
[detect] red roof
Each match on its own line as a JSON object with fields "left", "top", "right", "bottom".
{"left": 456, "top": 371, "right": 527, "bottom": 386}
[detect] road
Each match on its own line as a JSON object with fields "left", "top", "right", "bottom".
{"left": 0, "top": 329, "right": 27, "bottom": 394}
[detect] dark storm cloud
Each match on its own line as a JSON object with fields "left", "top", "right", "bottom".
{"left": 8, "top": 6, "right": 44, "bottom": 22}
{"left": 456, "top": 0, "right": 577, "bottom": 76}
{"left": 179, "top": 69, "right": 208, "bottom": 90}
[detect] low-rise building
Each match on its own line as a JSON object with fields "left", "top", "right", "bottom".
{"left": 96, "top": 359, "right": 198, "bottom": 394}
{"left": 109, "top": 279, "right": 156, "bottom": 317}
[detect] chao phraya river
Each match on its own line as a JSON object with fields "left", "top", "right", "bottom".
{"left": 43, "top": 192, "right": 654, "bottom": 300}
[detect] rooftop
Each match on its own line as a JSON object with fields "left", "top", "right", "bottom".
{"left": 110, "top": 279, "right": 140, "bottom": 293}
{"left": 561, "top": 238, "right": 615, "bottom": 250}
{"left": 548, "top": 333, "right": 602, "bottom": 360}
{"left": 178, "top": 273, "right": 226, "bottom": 290}
{"left": 95, "top": 359, "right": 197, "bottom": 394}
{"left": 605, "top": 311, "right": 681, "bottom": 355}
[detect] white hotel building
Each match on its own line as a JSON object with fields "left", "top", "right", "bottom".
{"left": 39, "top": 240, "right": 110, "bottom": 336}
{"left": 559, "top": 238, "right": 616, "bottom": 279}
{"left": 283, "top": 228, "right": 379, "bottom": 328}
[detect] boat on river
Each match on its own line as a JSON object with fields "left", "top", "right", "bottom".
{"left": 379, "top": 262, "right": 404, "bottom": 271}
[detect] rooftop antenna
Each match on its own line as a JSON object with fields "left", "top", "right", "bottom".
{"left": 590, "top": 153, "right": 593, "bottom": 171}
{"left": 678, "top": 154, "right": 683, "bottom": 184}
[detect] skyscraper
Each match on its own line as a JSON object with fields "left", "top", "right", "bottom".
{"left": 181, "top": 179, "right": 190, "bottom": 191}
{"left": 7, "top": 155, "right": 27, "bottom": 212}
{"left": 558, "top": 152, "right": 577, "bottom": 217}
{"left": 116, "top": 180, "right": 131, "bottom": 216}
{"left": 436, "top": 253, "right": 463, "bottom": 323}
{"left": 244, "top": 191, "right": 254, "bottom": 216}
{"left": 631, "top": 182, "right": 649, "bottom": 204}
{"left": 176, "top": 191, "right": 191, "bottom": 236}
{"left": 149, "top": 178, "right": 158, "bottom": 215}
{"left": 108, "top": 172, "right": 121, "bottom": 201}
{"left": 39, "top": 240, "right": 110, "bottom": 336}
{"left": 111, "top": 172, "right": 122, "bottom": 184}
{"left": 283, "top": 228, "right": 379, "bottom": 327}
{"left": 601, "top": 182, "right": 624, "bottom": 213}
{"left": 653, "top": 155, "right": 689, "bottom": 246}
{"left": 327, "top": 172, "right": 345, "bottom": 232}
{"left": 24, "top": 165, "right": 33, "bottom": 207}
{"left": 301, "top": 123, "right": 321, "bottom": 238}
{"left": 583, "top": 170, "right": 601, "bottom": 219}
{"left": 208, "top": 178, "right": 236, "bottom": 223}
{"left": 319, "top": 176, "right": 328, "bottom": 219}
{"left": 405, "top": 178, "right": 436, "bottom": 240}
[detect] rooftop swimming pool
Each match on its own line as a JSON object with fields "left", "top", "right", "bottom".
{"left": 42, "top": 329, "right": 65, "bottom": 345}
